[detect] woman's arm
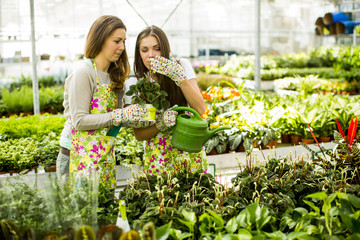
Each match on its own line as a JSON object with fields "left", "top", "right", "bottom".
{"left": 69, "top": 62, "right": 113, "bottom": 130}
{"left": 179, "top": 78, "right": 206, "bottom": 115}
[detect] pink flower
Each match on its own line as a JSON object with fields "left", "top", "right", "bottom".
{"left": 158, "top": 138, "right": 166, "bottom": 147}
{"left": 77, "top": 162, "right": 85, "bottom": 170}
{"left": 90, "top": 98, "right": 99, "bottom": 109}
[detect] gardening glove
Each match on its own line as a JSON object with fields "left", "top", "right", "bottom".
{"left": 126, "top": 119, "right": 155, "bottom": 129}
{"left": 111, "top": 104, "right": 150, "bottom": 127}
{"left": 149, "top": 53, "right": 187, "bottom": 86}
{"left": 155, "top": 106, "right": 178, "bottom": 132}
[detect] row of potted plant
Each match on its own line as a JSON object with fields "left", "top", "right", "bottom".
{"left": 0, "top": 85, "right": 64, "bottom": 117}
{"left": 201, "top": 84, "right": 360, "bottom": 153}
{"left": 2, "top": 143, "right": 359, "bottom": 239}
{"left": 195, "top": 45, "right": 360, "bottom": 80}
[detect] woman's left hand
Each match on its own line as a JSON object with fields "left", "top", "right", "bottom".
{"left": 155, "top": 106, "right": 178, "bottom": 131}
{"left": 149, "top": 53, "right": 186, "bottom": 86}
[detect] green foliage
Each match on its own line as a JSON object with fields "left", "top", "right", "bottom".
{"left": 0, "top": 177, "right": 120, "bottom": 239}
{"left": 0, "top": 85, "right": 64, "bottom": 115}
{"left": 0, "top": 114, "right": 66, "bottom": 140}
{"left": 114, "top": 128, "right": 144, "bottom": 166}
{"left": 125, "top": 77, "right": 170, "bottom": 110}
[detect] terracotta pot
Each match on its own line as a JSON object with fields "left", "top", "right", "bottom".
{"left": 318, "top": 136, "right": 331, "bottom": 143}
{"left": 253, "top": 139, "right": 259, "bottom": 148}
{"left": 7, "top": 170, "right": 17, "bottom": 176}
{"left": 207, "top": 148, "right": 217, "bottom": 155}
{"left": 236, "top": 144, "right": 245, "bottom": 152}
{"left": 261, "top": 139, "right": 278, "bottom": 149}
{"left": 290, "top": 135, "right": 302, "bottom": 145}
{"left": 44, "top": 164, "right": 57, "bottom": 172}
{"left": 281, "top": 133, "right": 291, "bottom": 143}
{"left": 0, "top": 171, "right": 7, "bottom": 175}
{"left": 301, "top": 138, "right": 315, "bottom": 144}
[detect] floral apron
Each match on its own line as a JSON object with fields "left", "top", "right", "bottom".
{"left": 144, "top": 130, "right": 208, "bottom": 175}
{"left": 69, "top": 59, "right": 117, "bottom": 189}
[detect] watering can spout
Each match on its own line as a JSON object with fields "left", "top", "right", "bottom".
{"left": 205, "top": 126, "right": 231, "bottom": 143}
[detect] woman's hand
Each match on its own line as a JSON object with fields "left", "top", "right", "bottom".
{"left": 149, "top": 53, "right": 186, "bottom": 86}
{"left": 111, "top": 104, "right": 154, "bottom": 127}
{"left": 155, "top": 106, "right": 178, "bottom": 131}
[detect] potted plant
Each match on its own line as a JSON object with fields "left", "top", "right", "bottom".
{"left": 125, "top": 75, "right": 170, "bottom": 119}
{"left": 254, "top": 125, "right": 279, "bottom": 149}
{"left": 225, "top": 127, "right": 255, "bottom": 153}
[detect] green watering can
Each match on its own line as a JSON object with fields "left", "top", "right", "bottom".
{"left": 171, "top": 106, "right": 231, "bottom": 153}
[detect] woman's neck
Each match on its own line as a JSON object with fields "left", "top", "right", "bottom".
{"left": 94, "top": 56, "right": 110, "bottom": 73}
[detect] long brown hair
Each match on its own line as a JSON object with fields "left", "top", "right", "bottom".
{"left": 84, "top": 15, "right": 130, "bottom": 91}
{"left": 133, "top": 25, "right": 187, "bottom": 107}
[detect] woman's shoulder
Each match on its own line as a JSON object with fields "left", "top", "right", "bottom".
{"left": 179, "top": 58, "right": 192, "bottom": 67}
{"left": 72, "top": 59, "right": 93, "bottom": 74}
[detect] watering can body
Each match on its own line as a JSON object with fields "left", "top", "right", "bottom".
{"left": 171, "top": 107, "right": 230, "bottom": 153}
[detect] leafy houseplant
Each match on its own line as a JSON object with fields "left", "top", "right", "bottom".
{"left": 125, "top": 75, "right": 170, "bottom": 111}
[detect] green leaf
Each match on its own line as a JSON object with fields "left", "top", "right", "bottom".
{"left": 225, "top": 217, "right": 238, "bottom": 234}
{"left": 206, "top": 209, "right": 224, "bottom": 228}
{"left": 287, "top": 232, "right": 309, "bottom": 240}
{"left": 264, "top": 231, "right": 287, "bottom": 240}
{"left": 303, "top": 200, "right": 320, "bottom": 214}
{"left": 156, "top": 221, "right": 172, "bottom": 240}
{"left": 339, "top": 211, "right": 360, "bottom": 234}
{"left": 229, "top": 134, "right": 242, "bottom": 151}
{"left": 236, "top": 229, "right": 252, "bottom": 239}
{"left": 182, "top": 209, "right": 197, "bottom": 224}
{"left": 306, "top": 192, "right": 327, "bottom": 201}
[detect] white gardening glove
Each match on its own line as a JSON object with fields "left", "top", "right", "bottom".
{"left": 155, "top": 107, "right": 178, "bottom": 132}
{"left": 111, "top": 104, "right": 149, "bottom": 127}
{"left": 149, "top": 53, "right": 187, "bottom": 86}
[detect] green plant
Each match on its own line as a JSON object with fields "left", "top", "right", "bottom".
{"left": 125, "top": 76, "right": 170, "bottom": 110}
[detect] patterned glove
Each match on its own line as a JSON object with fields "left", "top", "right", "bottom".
{"left": 111, "top": 104, "right": 148, "bottom": 126}
{"left": 155, "top": 107, "right": 178, "bottom": 132}
{"left": 126, "top": 119, "right": 155, "bottom": 129}
{"left": 149, "top": 52, "right": 187, "bottom": 86}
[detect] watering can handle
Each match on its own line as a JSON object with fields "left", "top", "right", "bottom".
{"left": 171, "top": 106, "right": 202, "bottom": 119}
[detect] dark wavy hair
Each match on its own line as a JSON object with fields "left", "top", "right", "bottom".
{"left": 133, "top": 25, "right": 187, "bottom": 107}
{"left": 84, "top": 15, "right": 130, "bottom": 91}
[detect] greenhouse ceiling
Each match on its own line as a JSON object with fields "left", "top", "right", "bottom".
{"left": 1, "top": 0, "right": 336, "bottom": 37}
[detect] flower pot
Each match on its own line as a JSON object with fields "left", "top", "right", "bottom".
{"left": 253, "top": 139, "right": 259, "bottom": 148}
{"left": 301, "top": 138, "right": 315, "bottom": 144}
{"left": 144, "top": 104, "right": 156, "bottom": 120}
{"left": 236, "top": 144, "right": 245, "bottom": 152}
{"left": 261, "top": 139, "right": 278, "bottom": 149}
{"left": 290, "top": 135, "right": 301, "bottom": 145}
{"left": 207, "top": 148, "right": 217, "bottom": 155}
{"left": 44, "top": 164, "right": 57, "bottom": 172}
{"left": 318, "top": 136, "right": 331, "bottom": 143}
{"left": 281, "top": 133, "right": 291, "bottom": 143}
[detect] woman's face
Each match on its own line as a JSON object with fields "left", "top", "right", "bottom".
{"left": 100, "top": 28, "right": 126, "bottom": 63}
{"left": 139, "top": 35, "right": 161, "bottom": 70}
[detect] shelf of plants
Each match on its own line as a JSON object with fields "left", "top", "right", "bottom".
{"left": 1, "top": 45, "right": 360, "bottom": 239}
